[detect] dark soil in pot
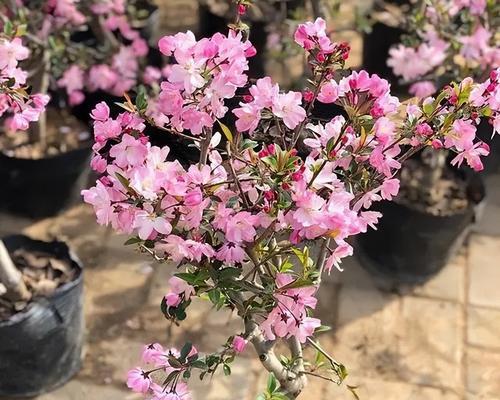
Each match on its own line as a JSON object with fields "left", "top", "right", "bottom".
{"left": 356, "top": 160, "right": 485, "bottom": 283}
{"left": 0, "top": 110, "right": 92, "bottom": 218}
{"left": 0, "top": 235, "right": 84, "bottom": 397}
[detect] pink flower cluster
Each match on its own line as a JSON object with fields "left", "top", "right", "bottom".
{"left": 387, "top": 0, "right": 499, "bottom": 94}
{"left": 127, "top": 343, "right": 193, "bottom": 399}
{"left": 164, "top": 277, "right": 195, "bottom": 308}
{"left": 84, "top": 18, "right": 500, "bottom": 398}
{"left": 0, "top": 37, "right": 49, "bottom": 130}
{"left": 55, "top": 0, "right": 150, "bottom": 104}
{"left": 6, "top": 0, "right": 151, "bottom": 110}
{"left": 149, "top": 30, "right": 255, "bottom": 135}
{"left": 234, "top": 77, "right": 306, "bottom": 132}
{"left": 261, "top": 273, "right": 321, "bottom": 343}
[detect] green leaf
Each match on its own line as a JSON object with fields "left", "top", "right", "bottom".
{"left": 242, "top": 139, "right": 258, "bottom": 149}
{"left": 267, "top": 373, "right": 278, "bottom": 393}
{"left": 176, "top": 308, "right": 187, "bottom": 321}
{"left": 314, "top": 325, "right": 332, "bottom": 334}
{"left": 219, "top": 267, "right": 241, "bottom": 281}
{"left": 422, "top": 101, "right": 435, "bottom": 117}
{"left": 217, "top": 120, "right": 233, "bottom": 142}
{"left": 136, "top": 85, "right": 148, "bottom": 112}
{"left": 208, "top": 288, "right": 221, "bottom": 305}
{"left": 338, "top": 363, "right": 349, "bottom": 381}
{"left": 191, "top": 360, "right": 206, "bottom": 369}
{"left": 115, "top": 172, "right": 130, "bottom": 191}
{"left": 124, "top": 237, "right": 142, "bottom": 246}
{"left": 3, "top": 20, "right": 13, "bottom": 36}
{"left": 167, "top": 356, "right": 183, "bottom": 369}
{"left": 223, "top": 364, "right": 231, "bottom": 376}
{"left": 179, "top": 342, "right": 193, "bottom": 362}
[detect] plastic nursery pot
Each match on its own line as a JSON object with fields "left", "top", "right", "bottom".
{"left": 0, "top": 235, "right": 84, "bottom": 397}
{"left": 356, "top": 177, "right": 485, "bottom": 283}
{"left": 0, "top": 145, "right": 92, "bottom": 219}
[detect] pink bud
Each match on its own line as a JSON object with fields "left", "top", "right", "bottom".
{"left": 416, "top": 123, "right": 433, "bottom": 136}
{"left": 431, "top": 139, "right": 443, "bottom": 149}
{"left": 232, "top": 335, "right": 247, "bottom": 353}
{"left": 238, "top": 4, "right": 246, "bottom": 15}
{"left": 91, "top": 102, "right": 110, "bottom": 121}
{"left": 303, "top": 89, "right": 314, "bottom": 103}
{"left": 316, "top": 52, "right": 326, "bottom": 63}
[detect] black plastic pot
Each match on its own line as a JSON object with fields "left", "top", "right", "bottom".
{"left": 0, "top": 235, "right": 84, "bottom": 397}
{"left": 0, "top": 146, "right": 92, "bottom": 218}
{"left": 356, "top": 176, "right": 484, "bottom": 283}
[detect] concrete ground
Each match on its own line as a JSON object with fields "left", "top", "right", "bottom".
{"left": 0, "top": 172, "right": 499, "bottom": 400}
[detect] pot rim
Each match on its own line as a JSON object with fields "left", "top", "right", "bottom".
{"left": 0, "top": 235, "right": 83, "bottom": 328}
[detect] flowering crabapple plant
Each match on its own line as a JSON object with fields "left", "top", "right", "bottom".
{"left": 83, "top": 9, "right": 500, "bottom": 399}
{"left": 387, "top": 0, "right": 500, "bottom": 98}
{"left": 0, "top": 0, "right": 157, "bottom": 147}
{"left": 0, "top": 32, "right": 49, "bottom": 131}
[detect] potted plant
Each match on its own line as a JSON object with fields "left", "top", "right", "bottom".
{"left": 0, "top": 0, "right": 155, "bottom": 218}
{"left": 82, "top": 3, "right": 499, "bottom": 398}
{"left": 356, "top": 0, "right": 499, "bottom": 282}
{"left": 386, "top": 0, "right": 500, "bottom": 168}
{"left": 0, "top": 58, "right": 83, "bottom": 397}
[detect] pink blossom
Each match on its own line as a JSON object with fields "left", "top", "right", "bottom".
{"left": 142, "top": 343, "right": 165, "bottom": 365}
{"left": 233, "top": 103, "right": 262, "bottom": 133}
{"left": 317, "top": 80, "right": 339, "bottom": 103}
{"left": 216, "top": 242, "right": 246, "bottom": 264}
{"left": 0, "top": 37, "right": 29, "bottom": 72}
{"left": 380, "top": 178, "right": 400, "bottom": 200}
{"left": 134, "top": 209, "right": 172, "bottom": 240}
{"left": 409, "top": 81, "right": 437, "bottom": 98}
{"left": 249, "top": 77, "right": 279, "bottom": 108}
{"left": 271, "top": 91, "right": 306, "bottom": 129}
{"left": 58, "top": 65, "right": 85, "bottom": 105}
{"left": 324, "top": 242, "right": 353, "bottom": 272}
{"left": 91, "top": 102, "right": 110, "bottom": 121}
{"left": 294, "top": 18, "right": 334, "bottom": 53}
{"left": 126, "top": 368, "right": 150, "bottom": 394}
{"left": 109, "top": 134, "right": 148, "bottom": 167}
{"left": 224, "top": 212, "right": 259, "bottom": 243}
{"left": 444, "top": 119, "right": 476, "bottom": 151}
{"left": 164, "top": 276, "right": 195, "bottom": 307}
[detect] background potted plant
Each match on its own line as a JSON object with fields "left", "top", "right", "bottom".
{"left": 360, "top": 0, "right": 410, "bottom": 92}
{"left": 357, "top": 0, "right": 499, "bottom": 282}
{"left": 0, "top": 0, "right": 156, "bottom": 218}
{"left": 82, "top": 4, "right": 499, "bottom": 398}
{"left": 0, "top": 45, "right": 83, "bottom": 397}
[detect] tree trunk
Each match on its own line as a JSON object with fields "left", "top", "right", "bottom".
{"left": 31, "top": 49, "right": 51, "bottom": 151}
{"left": 0, "top": 241, "right": 31, "bottom": 302}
